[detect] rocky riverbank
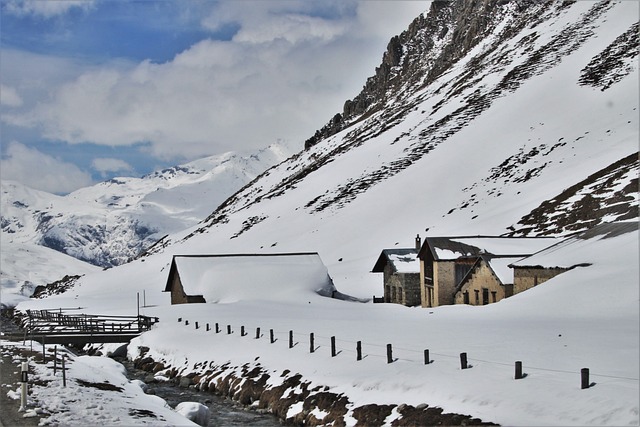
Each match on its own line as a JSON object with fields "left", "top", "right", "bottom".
{"left": 130, "top": 345, "right": 497, "bottom": 426}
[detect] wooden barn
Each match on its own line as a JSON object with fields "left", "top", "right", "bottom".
{"left": 163, "top": 252, "right": 337, "bottom": 304}
{"left": 416, "top": 236, "right": 557, "bottom": 307}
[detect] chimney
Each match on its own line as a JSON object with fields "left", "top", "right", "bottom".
{"left": 415, "top": 234, "right": 422, "bottom": 252}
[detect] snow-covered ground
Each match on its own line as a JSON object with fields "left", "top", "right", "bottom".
{"left": 12, "top": 224, "right": 639, "bottom": 426}
{"left": 1, "top": 340, "right": 198, "bottom": 425}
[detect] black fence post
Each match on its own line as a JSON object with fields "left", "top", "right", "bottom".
{"left": 227, "top": 325, "right": 232, "bottom": 335}
{"left": 195, "top": 321, "right": 199, "bottom": 330}
{"left": 256, "top": 327, "right": 261, "bottom": 339}
{"left": 310, "top": 333, "right": 315, "bottom": 353}
{"left": 460, "top": 352, "right": 468, "bottom": 369}
{"left": 206, "top": 323, "right": 210, "bottom": 332}
{"left": 215, "top": 323, "right": 220, "bottom": 333}
{"left": 515, "top": 361, "right": 523, "bottom": 379}
{"left": 178, "top": 317, "right": 182, "bottom": 322}
{"left": 331, "top": 336, "right": 336, "bottom": 357}
{"left": 289, "top": 330, "right": 294, "bottom": 348}
{"left": 270, "top": 329, "right": 275, "bottom": 344}
{"left": 241, "top": 326, "right": 246, "bottom": 336}
{"left": 386, "top": 344, "right": 393, "bottom": 364}
{"left": 581, "top": 368, "right": 590, "bottom": 389}
{"left": 424, "top": 349, "right": 430, "bottom": 365}
{"left": 356, "top": 341, "right": 362, "bottom": 361}
{"left": 185, "top": 320, "right": 189, "bottom": 326}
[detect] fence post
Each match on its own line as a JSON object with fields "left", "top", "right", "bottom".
{"left": 331, "top": 336, "right": 336, "bottom": 357}
{"left": 310, "top": 333, "right": 315, "bottom": 353}
{"left": 387, "top": 344, "right": 393, "bottom": 364}
{"left": 178, "top": 317, "right": 182, "bottom": 322}
{"left": 215, "top": 323, "right": 220, "bottom": 333}
{"left": 241, "top": 326, "right": 246, "bottom": 336}
{"left": 227, "top": 325, "right": 232, "bottom": 335}
{"left": 195, "top": 321, "right": 199, "bottom": 330}
{"left": 185, "top": 320, "right": 189, "bottom": 326}
{"left": 581, "top": 368, "right": 590, "bottom": 389}
{"left": 62, "top": 355, "right": 67, "bottom": 387}
{"left": 356, "top": 341, "right": 362, "bottom": 361}
{"left": 19, "top": 360, "right": 28, "bottom": 411}
{"left": 206, "top": 323, "right": 210, "bottom": 331}
{"left": 256, "top": 327, "right": 261, "bottom": 339}
{"left": 460, "top": 352, "right": 468, "bottom": 369}
{"left": 424, "top": 349, "right": 430, "bottom": 365}
{"left": 289, "top": 330, "right": 294, "bottom": 348}
{"left": 270, "top": 329, "right": 275, "bottom": 344}
{"left": 515, "top": 361, "right": 523, "bottom": 379}
{"left": 42, "top": 336, "right": 46, "bottom": 362}
{"left": 53, "top": 346, "right": 58, "bottom": 374}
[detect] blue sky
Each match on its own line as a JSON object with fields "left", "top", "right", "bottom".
{"left": 1, "top": 0, "right": 429, "bottom": 194}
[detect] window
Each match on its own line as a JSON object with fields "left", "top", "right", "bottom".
{"left": 474, "top": 289, "right": 480, "bottom": 305}
{"left": 482, "top": 288, "right": 489, "bottom": 305}
{"left": 491, "top": 291, "right": 497, "bottom": 303}
{"left": 463, "top": 291, "right": 469, "bottom": 304}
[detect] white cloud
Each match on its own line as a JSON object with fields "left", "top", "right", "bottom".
{"left": 92, "top": 157, "right": 133, "bottom": 177}
{"left": 3, "top": 0, "right": 95, "bottom": 18}
{"left": 1, "top": 84, "right": 23, "bottom": 107}
{"left": 0, "top": 142, "right": 93, "bottom": 194}
{"left": 3, "top": 1, "right": 430, "bottom": 162}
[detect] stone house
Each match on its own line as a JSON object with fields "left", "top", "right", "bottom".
{"left": 371, "top": 248, "right": 421, "bottom": 306}
{"left": 416, "top": 236, "right": 557, "bottom": 307}
{"left": 164, "top": 252, "right": 337, "bottom": 304}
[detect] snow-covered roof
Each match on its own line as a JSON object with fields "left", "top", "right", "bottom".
{"left": 419, "top": 236, "right": 558, "bottom": 261}
{"left": 510, "top": 222, "right": 638, "bottom": 269}
{"left": 165, "top": 253, "right": 337, "bottom": 303}
{"left": 371, "top": 248, "right": 420, "bottom": 274}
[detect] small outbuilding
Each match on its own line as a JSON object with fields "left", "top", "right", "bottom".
{"left": 509, "top": 222, "right": 637, "bottom": 294}
{"left": 164, "top": 252, "right": 338, "bottom": 304}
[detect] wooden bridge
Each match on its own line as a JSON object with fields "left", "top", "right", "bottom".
{"left": 15, "top": 309, "right": 159, "bottom": 346}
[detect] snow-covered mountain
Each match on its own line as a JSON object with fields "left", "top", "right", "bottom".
{"left": 1, "top": 143, "right": 293, "bottom": 268}
{"left": 129, "top": 0, "right": 638, "bottom": 298}
{"left": 8, "top": 1, "right": 640, "bottom": 425}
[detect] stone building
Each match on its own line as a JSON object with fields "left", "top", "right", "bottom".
{"left": 163, "top": 252, "right": 337, "bottom": 305}
{"left": 416, "top": 236, "right": 556, "bottom": 307}
{"left": 371, "top": 247, "right": 421, "bottom": 306}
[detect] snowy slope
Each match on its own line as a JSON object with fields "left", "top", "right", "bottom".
{"left": 1, "top": 143, "right": 292, "bottom": 268}
{"left": 0, "top": 242, "right": 100, "bottom": 308}
{"left": 8, "top": 1, "right": 640, "bottom": 425}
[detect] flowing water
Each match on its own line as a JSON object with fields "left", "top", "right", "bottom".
{"left": 122, "top": 359, "right": 283, "bottom": 427}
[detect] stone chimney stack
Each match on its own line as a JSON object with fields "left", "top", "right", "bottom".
{"left": 415, "top": 234, "right": 422, "bottom": 252}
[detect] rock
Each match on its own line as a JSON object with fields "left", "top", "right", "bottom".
{"left": 175, "top": 402, "right": 210, "bottom": 427}
{"left": 179, "top": 377, "right": 194, "bottom": 388}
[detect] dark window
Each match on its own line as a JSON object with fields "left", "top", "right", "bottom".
{"left": 482, "top": 288, "right": 489, "bottom": 305}
{"left": 463, "top": 291, "right": 469, "bottom": 304}
{"left": 491, "top": 291, "right": 497, "bottom": 303}
{"left": 474, "top": 290, "right": 480, "bottom": 305}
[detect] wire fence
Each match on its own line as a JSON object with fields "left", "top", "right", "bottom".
{"left": 174, "top": 316, "right": 640, "bottom": 386}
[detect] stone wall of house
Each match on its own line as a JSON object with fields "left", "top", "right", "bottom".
{"left": 434, "top": 261, "right": 457, "bottom": 306}
{"left": 513, "top": 267, "right": 568, "bottom": 294}
{"left": 454, "top": 261, "right": 505, "bottom": 305}
{"left": 383, "top": 265, "right": 421, "bottom": 306}
{"left": 170, "top": 275, "right": 192, "bottom": 304}
{"left": 402, "top": 273, "right": 422, "bottom": 307}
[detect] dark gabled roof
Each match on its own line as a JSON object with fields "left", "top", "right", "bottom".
{"left": 417, "top": 236, "right": 558, "bottom": 261}
{"left": 371, "top": 248, "right": 419, "bottom": 273}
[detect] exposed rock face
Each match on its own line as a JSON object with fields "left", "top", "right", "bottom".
{"left": 305, "top": 0, "right": 517, "bottom": 149}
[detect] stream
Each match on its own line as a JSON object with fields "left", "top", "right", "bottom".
{"left": 121, "top": 358, "right": 283, "bottom": 426}
{"left": 1, "top": 312, "right": 282, "bottom": 427}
